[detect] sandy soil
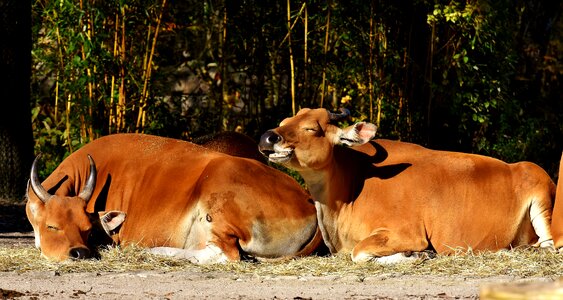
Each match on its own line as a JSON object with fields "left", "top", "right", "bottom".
{"left": 2, "top": 232, "right": 558, "bottom": 300}
{"left": 0, "top": 267, "right": 514, "bottom": 300}
{"left": 0, "top": 201, "right": 556, "bottom": 299}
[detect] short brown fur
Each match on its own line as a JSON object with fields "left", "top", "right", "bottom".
{"left": 259, "top": 108, "right": 555, "bottom": 262}
{"left": 26, "top": 133, "right": 321, "bottom": 262}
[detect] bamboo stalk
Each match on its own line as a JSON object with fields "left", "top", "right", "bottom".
{"left": 54, "top": 19, "right": 65, "bottom": 125}
{"left": 54, "top": 10, "right": 67, "bottom": 142}
{"left": 303, "top": 3, "right": 308, "bottom": 105}
{"left": 368, "top": 4, "right": 374, "bottom": 123}
{"left": 66, "top": 94, "right": 73, "bottom": 153}
{"left": 136, "top": 0, "right": 167, "bottom": 132}
{"left": 135, "top": 24, "right": 152, "bottom": 131}
{"left": 320, "top": 2, "right": 331, "bottom": 108}
{"left": 287, "top": 0, "right": 296, "bottom": 115}
{"left": 109, "top": 13, "right": 119, "bottom": 134}
{"left": 376, "top": 24, "right": 387, "bottom": 128}
{"left": 117, "top": 6, "right": 126, "bottom": 132}
{"left": 79, "top": 0, "right": 94, "bottom": 142}
{"left": 80, "top": 114, "right": 86, "bottom": 144}
{"left": 279, "top": 3, "right": 306, "bottom": 47}
{"left": 87, "top": 3, "right": 95, "bottom": 141}
{"left": 221, "top": 3, "right": 228, "bottom": 130}
{"left": 54, "top": 75, "right": 59, "bottom": 123}
{"left": 376, "top": 94, "right": 382, "bottom": 128}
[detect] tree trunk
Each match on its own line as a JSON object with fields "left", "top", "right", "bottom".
{"left": 0, "top": 0, "right": 33, "bottom": 202}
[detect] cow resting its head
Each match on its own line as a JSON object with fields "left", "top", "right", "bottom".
{"left": 258, "top": 108, "right": 377, "bottom": 171}
{"left": 26, "top": 154, "right": 126, "bottom": 261}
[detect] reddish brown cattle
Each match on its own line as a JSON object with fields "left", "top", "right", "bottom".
{"left": 26, "top": 133, "right": 321, "bottom": 263}
{"left": 259, "top": 108, "right": 555, "bottom": 263}
{"left": 192, "top": 131, "right": 268, "bottom": 164}
{"left": 551, "top": 153, "right": 563, "bottom": 251}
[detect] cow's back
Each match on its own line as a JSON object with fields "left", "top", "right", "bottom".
{"left": 343, "top": 139, "right": 554, "bottom": 252}
{"left": 41, "top": 134, "right": 222, "bottom": 247}
{"left": 40, "top": 133, "right": 320, "bottom": 258}
{"left": 193, "top": 131, "right": 267, "bottom": 164}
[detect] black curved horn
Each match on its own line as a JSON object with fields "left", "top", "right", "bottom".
{"left": 29, "top": 154, "right": 52, "bottom": 203}
{"left": 78, "top": 155, "right": 97, "bottom": 202}
{"left": 329, "top": 108, "right": 351, "bottom": 122}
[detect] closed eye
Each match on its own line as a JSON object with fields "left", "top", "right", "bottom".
{"left": 303, "top": 124, "right": 319, "bottom": 132}
{"left": 302, "top": 121, "right": 322, "bottom": 134}
{"left": 303, "top": 125, "right": 323, "bottom": 136}
{"left": 46, "top": 225, "right": 60, "bottom": 231}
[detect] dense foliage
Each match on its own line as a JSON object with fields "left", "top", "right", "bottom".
{"left": 31, "top": 0, "right": 562, "bottom": 177}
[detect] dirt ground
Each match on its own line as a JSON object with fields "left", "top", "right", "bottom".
{"left": 0, "top": 201, "right": 557, "bottom": 299}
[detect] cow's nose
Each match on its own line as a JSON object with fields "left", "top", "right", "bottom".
{"left": 259, "top": 130, "right": 281, "bottom": 148}
{"left": 69, "top": 247, "right": 90, "bottom": 259}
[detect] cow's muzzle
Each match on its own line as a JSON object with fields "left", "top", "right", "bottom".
{"left": 258, "top": 130, "right": 281, "bottom": 156}
{"left": 69, "top": 246, "right": 91, "bottom": 260}
{"left": 259, "top": 130, "right": 293, "bottom": 163}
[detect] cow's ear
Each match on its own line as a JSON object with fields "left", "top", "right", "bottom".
{"left": 26, "top": 195, "right": 43, "bottom": 219}
{"left": 337, "top": 122, "right": 377, "bottom": 147}
{"left": 98, "top": 211, "right": 126, "bottom": 235}
{"left": 26, "top": 181, "right": 45, "bottom": 219}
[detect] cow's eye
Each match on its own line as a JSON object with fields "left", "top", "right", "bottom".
{"left": 46, "top": 225, "right": 60, "bottom": 231}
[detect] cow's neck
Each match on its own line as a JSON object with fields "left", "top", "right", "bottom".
{"left": 299, "top": 148, "right": 359, "bottom": 253}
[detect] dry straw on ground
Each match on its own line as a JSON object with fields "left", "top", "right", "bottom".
{"left": 1, "top": 245, "right": 562, "bottom": 278}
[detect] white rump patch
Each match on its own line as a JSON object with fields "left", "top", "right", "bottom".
{"left": 352, "top": 252, "right": 422, "bottom": 264}
{"left": 149, "top": 244, "right": 229, "bottom": 264}
{"left": 538, "top": 239, "right": 554, "bottom": 249}
{"left": 529, "top": 197, "right": 553, "bottom": 248}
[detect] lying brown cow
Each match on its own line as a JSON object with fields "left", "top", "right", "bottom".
{"left": 259, "top": 108, "right": 555, "bottom": 263}
{"left": 551, "top": 153, "right": 563, "bottom": 251}
{"left": 26, "top": 133, "right": 321, "bottom": 263}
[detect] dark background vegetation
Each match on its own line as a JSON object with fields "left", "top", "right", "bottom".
{"left": 0, "top": 0, "right": 561, "bottom": 201}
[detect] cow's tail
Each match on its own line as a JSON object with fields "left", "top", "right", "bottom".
{"left": 293, "top": 226, "right": 327, "bottom": 257}
{"left": 552, "top": 152, "right": 563, "bottom": 250}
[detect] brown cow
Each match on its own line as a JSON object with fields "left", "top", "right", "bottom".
{"left": 192, "top": 131, "right": 268, "bottom": 164}
{"left": 258, "top": 108, "right": 555, "bottom": 263}
{"left": 26, "top": 133, "right": 321, "bottom": 263}
{"left": 551, "top": 153, "right": 563, "bottom": 251}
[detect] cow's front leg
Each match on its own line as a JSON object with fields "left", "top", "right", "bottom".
{"left": 351, "top": 230, "right": 433, "bottom": 263}
{"left": 149, "top": 243, "right": 230, "bottom": 264}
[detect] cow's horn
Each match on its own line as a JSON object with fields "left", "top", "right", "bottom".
{"left": 29, "top": 154, "right": 53, "bottom": 203}
{"left": 78, "top": 154, "right": 97, "bottom": 202}
{"left": 329, "top": 108, "right": 351, "bottom": 122}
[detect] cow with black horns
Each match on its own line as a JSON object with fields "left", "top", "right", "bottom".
{"left": 26, "top": 133, "right": 322, "bottom": 263}
{"left": 259, "top": 108, "right": 556, "bottom": 263}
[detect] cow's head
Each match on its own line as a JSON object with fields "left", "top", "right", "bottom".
{"left": 258, "top": 108, "right": 377, "bottom": 170}
{"left": 25, "top": 154, "right": 126, "bottom": 261}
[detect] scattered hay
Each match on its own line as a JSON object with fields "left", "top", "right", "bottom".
{"left": 1, "top": 245, "right": 561, "bottom": 278}
{"left": 0, "top": 245, "right": 195, "bottom": 274}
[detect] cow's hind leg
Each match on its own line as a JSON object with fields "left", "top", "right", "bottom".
{"left": 530, "top": 195, "right": 554, "bottom": 249}
{"left": 351, "top": 229, "right": 433, "bottom": 264}
{"left": 149, "top": 244, "right": 230, "bottom": 264}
